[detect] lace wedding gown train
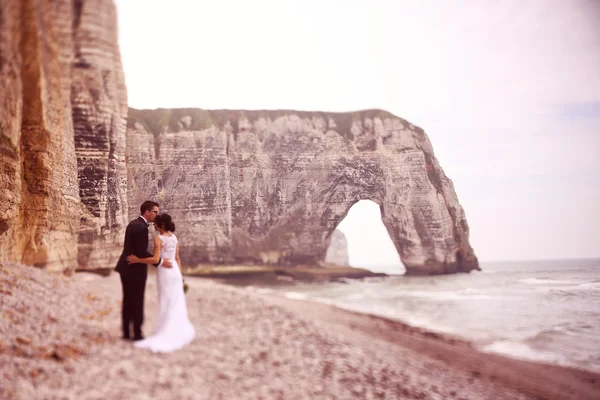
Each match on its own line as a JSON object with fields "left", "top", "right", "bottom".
{"left": 134, "top": 234, "right": 195, "bottom": 352}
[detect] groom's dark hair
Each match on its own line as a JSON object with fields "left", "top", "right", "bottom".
{"left": 140, "top": 200, "right": 159, "bottom": 215}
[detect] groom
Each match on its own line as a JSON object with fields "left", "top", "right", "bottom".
{"left": 115, "top": 200, "right": 171, "bottom": 340}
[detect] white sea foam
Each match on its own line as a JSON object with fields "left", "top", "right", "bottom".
{"left": 399, "top": 289, "right": 494, "bottom": 301}
{"left": 283, "top": 291, "right": 309, "bottom": 300}
{"left": 313, "top": 297, "right": 337, "bottom": 306}
{"left": 255, "top": 287, "right": 274, "bottom": 294}
{"left": 519, "top": 278, "right": 582, "bottom": 285}
{"left": 343, "top": 292, "right": 367, "bottom": 300}
{"left": 575, "top": 282, "right": 600, "bottom": 291}
{"left": 481, "top": 340, "right": 569, "bottom": 365}
{"left": 548, "top": 281, "right": 600, "bottom": 295}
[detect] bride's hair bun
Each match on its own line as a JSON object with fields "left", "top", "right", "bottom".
{"left": 155, "top": 213, "right": 176, "bottom": 232}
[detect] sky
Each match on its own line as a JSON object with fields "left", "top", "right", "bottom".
{"left": 114, "top": 0, "right": 600, "bottom": 267}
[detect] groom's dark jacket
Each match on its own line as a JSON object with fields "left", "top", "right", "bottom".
{"left": 115, "top": 216, "right": 158, "bottom": 279}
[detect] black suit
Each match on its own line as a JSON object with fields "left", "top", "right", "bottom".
{"left": 115, "top": 216, "right": 160, "bottom": 339}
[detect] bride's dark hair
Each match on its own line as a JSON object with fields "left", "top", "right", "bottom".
{"left": 155, "top": 213, "right": 176, "bottom": 232}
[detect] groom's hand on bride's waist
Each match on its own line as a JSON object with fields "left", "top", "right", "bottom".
{"left": 162, "top": 259, "right": 173, "bottom": 268}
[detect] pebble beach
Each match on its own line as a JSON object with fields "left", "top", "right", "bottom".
{"left": 1, "top": 263, "right": 599, "bottom": 399}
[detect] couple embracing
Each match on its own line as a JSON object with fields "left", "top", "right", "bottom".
{"left": 115, "top": 201, "right": 195, "bottom": 352}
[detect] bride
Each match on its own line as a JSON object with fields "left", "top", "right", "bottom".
{"left": 126, "top": 213, "right": 195, "bottom": 352}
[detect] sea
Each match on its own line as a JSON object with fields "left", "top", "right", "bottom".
{"left": 245, "top": 258, "right": 600, "bottom": 373}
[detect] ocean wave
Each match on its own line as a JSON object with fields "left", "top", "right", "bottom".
{"left": 321, "top": 301, "right": 467, "bottom": 337}
{"left": 343, "top": 292, "right": 367, "bottom": 300}
{"left": 255, "top": 287, "right": 274, "bottom": 294}
{"left": 244, "top": 286, "right": 275, "bottom": 294}
{"left": 482, "top": 335, "right": 600, "bottom": 373}
{"left": 549, "top": 282, "right": 600, "bottom": 297}
{"left": 312, "top": 296, "right": 337, "bottom": 306}
{"left": 575, "top": 282, "right": 600, "bottom": 290}
{"left": 502, "top": 323, "right": 600, "bottom": 352}
{"left": 398, "top": 289, "right": 495, "bottom": 301}
{"left": 523, "top": 327, "right": 578, "bottom": 343}
{"left": 519, "top": 278, "right": 583, "bottom": 285}
{"left": 283, "top": 292, "right": 309, "bottom": 300}
{"left": 461, "top": 287, "right": 482, "bottom": 295}
{"left": 481, "top": 340, "right": 569, "bottom": 365}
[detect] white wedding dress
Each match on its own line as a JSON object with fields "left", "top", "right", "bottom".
{"left": 134, "top": 234, "right": 195, "bottom": 352}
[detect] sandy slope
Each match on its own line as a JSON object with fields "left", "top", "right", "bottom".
{"left": 1, "top": 263, "right": 598, "bottom": 399}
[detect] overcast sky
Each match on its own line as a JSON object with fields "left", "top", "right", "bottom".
{"left": 114, "top": 0, "right": 600, "bottom": 268}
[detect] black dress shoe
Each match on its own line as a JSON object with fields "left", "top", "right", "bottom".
{"left": 122, "top": 336, "right": 132, "bottom": 341}
{"left": 133, "top": 336, "right": 145, "bottom": 341}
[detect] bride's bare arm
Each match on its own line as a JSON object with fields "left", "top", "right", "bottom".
{"left": 175, "top": 243, "right": 182, "bottom": 269}
{"left": 127, "top": 236, "right": 161, "bottom": 265}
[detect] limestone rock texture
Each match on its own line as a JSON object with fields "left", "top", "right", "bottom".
{"left": 0, "top": 0, "right": 477, "bottom": 275}
{"left": 0, "top": 0, "right": 128, "bottom": 272}
{"left": 324, "top": 229, "right": 349, "bottom": 266}
{"left": 127, "top": 108, "right": 479, "bottom": 275}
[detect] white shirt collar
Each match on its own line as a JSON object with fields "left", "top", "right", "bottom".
{"left": 140, "top": 215, "right": 149, "bottom": 225}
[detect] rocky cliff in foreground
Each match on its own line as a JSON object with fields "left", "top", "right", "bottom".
{"left": 127, "top": 108, "right": 479, "bottom": 275}
{"left": 0, "top": 0, "right": 128, "bottom": 272}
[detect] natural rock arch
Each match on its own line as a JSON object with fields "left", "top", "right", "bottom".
{"left": 0, "top": 0, "right": 478, "bottom": 275}
{"left": 327, "top": 200, "right": 403, "bottom": 270}
{"left": 127, "top": 108, "right": 480, "bottom": 275}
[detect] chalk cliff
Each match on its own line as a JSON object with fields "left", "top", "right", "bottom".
{"left": 0, "top": 0, "right": 478, "bottom": 275}
{"left": 0, "top": 0, "right": 128, "bottom": 272}
{"left": 127, "top": 108, "right": 479, "bottom": 275}
{"left": 325, "top": 229, "right": 349, "bottom": 266}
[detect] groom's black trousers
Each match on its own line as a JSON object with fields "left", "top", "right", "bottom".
{"left": 119, "top": 272, "right": 147, "bottom": 338}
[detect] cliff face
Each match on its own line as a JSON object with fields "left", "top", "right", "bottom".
{"left": 127, "top": 108, "right": 479, "bottom": 275}
{"left": 0, "top": 0, "right": 478, "bottom": 275}
{"left": 324, "top": 229, "right": 349, "bottom": 266}
{"left": 0, "top": 0, "right": 128, "bottom": 272}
